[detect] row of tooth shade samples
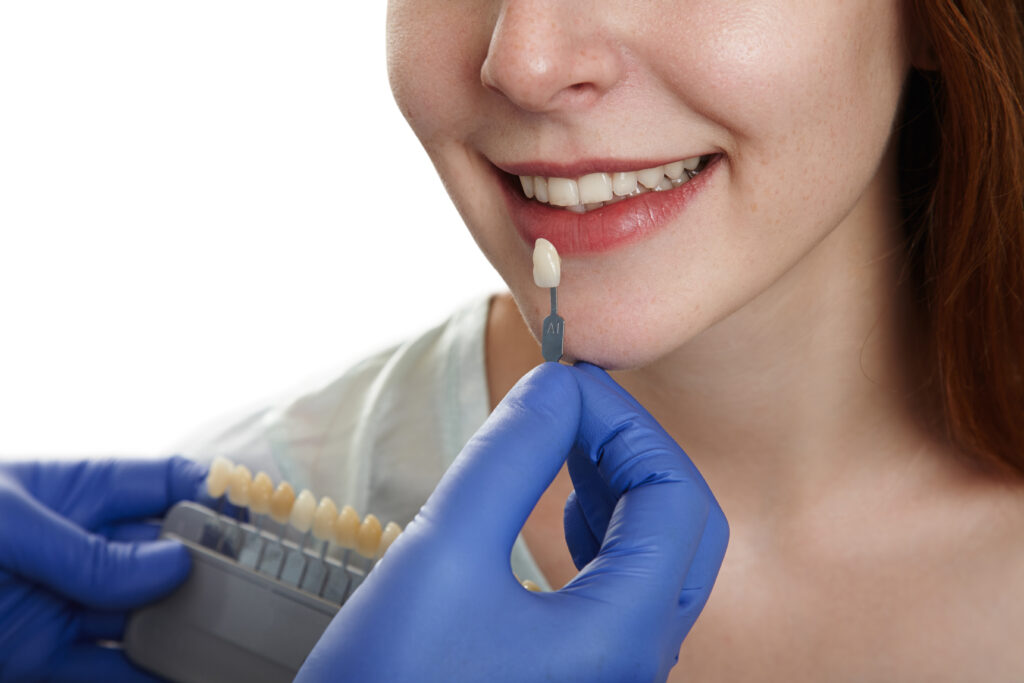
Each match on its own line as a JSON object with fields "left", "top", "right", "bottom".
{"left": 205, "top": 456, "right": 402, "bottom": 560}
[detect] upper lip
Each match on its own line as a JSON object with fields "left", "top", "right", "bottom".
{"left": 492, "top": 155, "right": 713, "bottom": 179}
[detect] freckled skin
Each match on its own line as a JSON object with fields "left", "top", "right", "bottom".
{"left": 386, "top": 0, "right": 909, "bottom": 369}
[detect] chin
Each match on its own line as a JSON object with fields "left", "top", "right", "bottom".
{"left": 510, "top": 283, "right": 704, "bottom": 372}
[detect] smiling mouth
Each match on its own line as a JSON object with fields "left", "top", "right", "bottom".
{"left": 511, "top": 155, "right": 714, "bottom": 214}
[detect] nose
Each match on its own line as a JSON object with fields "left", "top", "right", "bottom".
{"left": 480, "top": 1, "right": 624, "bottom": 113}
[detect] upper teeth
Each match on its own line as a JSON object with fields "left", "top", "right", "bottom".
{"left": 519, "top": 156, "right": 704, "bottom": 213}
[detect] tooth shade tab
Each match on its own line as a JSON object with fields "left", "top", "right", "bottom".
{"left": 269, "top": 481, "right": 295, "bottom": 524}
{"left": 313, "top": 497, "right": 339, "bottom": 540}
{"left": 356, "top": 514, "right": 383, "bottom": 558}
{"left": 517, "top": 154, "right": 711, "bottom": 213}
{"left": 249, "top": 471, "right": 273, "bottom": 515}
{"left": 226, "top": 464, "right": 252, "bottom": 507}
{"left": 206, "top": 456, "right": 233, "bottom": 498}
{"left": 378, "top": 522, "right": 402, "bottom": 557}
{"left": 290, "top": 489, "right": 317, "bottom": 533}
{"left": 533, "top": 238, "right": 561, "bottom": 288}
{"left": 334, "top": 505, "right": 360, "bottom": 549}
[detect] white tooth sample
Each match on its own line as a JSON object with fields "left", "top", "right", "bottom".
{"left": 313, "top": 496, "right": 339, "bottom": 541}
{"left": 249, "top": 471, "right": 273, "bottom": 515}
{"left": 637, "top": 165, "right": 666, "bottom": 189}
{"left": 546, "top": 178, "right": 580, "bottom": 207}
{"left": 611, "top": 171, "right": 638, "bottom": 196}
{"left": 206, "top": 456, "right": 233, "bottom": 498}
{"left": 533, "top": 176, "right": 549, "bottom": 203}
{"left": 519, "top": 175, "right": 535, "bottom": 199}
{"left": 269, "top": 481, "right": 295, "bottom": 524}
{"left": 333, "top": 505, "right": 360, "bottom": 549}
{"left": 577, "top": 172, "right": 613, "bottom": 204}
{"left": 289, "top": 489, "right": 317, "bottom": 533}
{"left": 377, "top": 522, "right": 403, "bottom": 557}
{"left": 226, "top": 464, "right": 252, "bottom": 507}
{"left": 356, "top": 514, "right": 383, "bottom": 559}
{"left": 682, "top": 156, "right": 701, "bottom": 171}
{"left": 533, "top": 238, "right": 561, "bottom": 288}
{"left": 664, "top": 161, "right": 685, "bottom": 180}
{"left": 656, "top": 176, "right": 674, "bottom": 191}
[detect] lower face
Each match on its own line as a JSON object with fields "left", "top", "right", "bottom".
{"left": 386, "top": 1, "right": 911, "bottom": 369}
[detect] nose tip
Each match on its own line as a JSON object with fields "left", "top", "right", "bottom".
{"left": 480, "top": 3, "right": 623, "bottom": 113}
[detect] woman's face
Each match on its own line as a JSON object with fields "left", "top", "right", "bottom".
{"left": 386, "top": 1, "right": 910, "bottom": 369}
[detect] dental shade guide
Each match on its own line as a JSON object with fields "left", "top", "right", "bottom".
{"left": 124, "top": 461, "right": 404, "bottom": 683}
{"left": 534, "top": 238, "right": 564, "bottom": 362}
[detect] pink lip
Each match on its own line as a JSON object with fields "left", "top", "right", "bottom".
{"left": 496, "top": 154, "right": 721, "bottom": 255}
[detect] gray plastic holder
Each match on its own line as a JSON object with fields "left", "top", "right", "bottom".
{"left": 124, "top": 501, "right": 365, "bottom": 683}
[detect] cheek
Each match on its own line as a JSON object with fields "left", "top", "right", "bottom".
{"left": 387, "top": 2, "right": 489, "bottom": 147}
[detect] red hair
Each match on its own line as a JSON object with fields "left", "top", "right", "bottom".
{"left": 900, "top": 0, "right": 1024, "bottom": 474}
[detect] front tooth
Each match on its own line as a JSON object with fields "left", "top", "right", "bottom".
{"left": 356, "top": 514, "right": 383, "bottom": 558}
{"left": 533, "top": 176, "right": 549, "bottom": 203}
{"left": 533, "top": 238, "right": 561, "bottom": 288}
{"left": 289, "top": 489, "right": 316, "bottom": 533}
{"left": 655, "top": 176, "right": 674, "bottom": 191}
{"left": 577, "top": 173, "right": 613, "bottom": 204}
{"left": 313, "top": 496, "right": 338, "bottom": 541}
{"left": 664, "top": 161, "right": 685, "bottom": 180}
{"left": 637, "top": 166, "right": 666, "bottom": 189}
{"left": 682, "top": 156, "right": 701, "bottom": 171}
{"left": 612, "top": 171, "right": 638, "bottom": 196}
{"left": 547, "top": 178, "right": 580, "bottom": 206}
{"left": 226, "top": 464, "right": 252, "bottom": 507}
{"left": 519, "top": 175, "right": 534, "bottom": 199}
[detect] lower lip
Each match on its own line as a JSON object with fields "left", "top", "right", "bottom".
{"left": 498, "top": 155, "right": 721, "bottom": 256}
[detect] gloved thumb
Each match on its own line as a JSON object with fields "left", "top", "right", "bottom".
{"left": 0, "top": 476, "right": 190, "bottom": 610}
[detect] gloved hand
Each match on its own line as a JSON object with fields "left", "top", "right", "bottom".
{"left": 0, "top": 456, "right": 207, "bottom": 682}
{"left": 298, "top": 362, "right": 729, "bottom": 683}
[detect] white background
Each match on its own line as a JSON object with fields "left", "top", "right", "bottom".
{"left": 0, "top": 2, "right": 504, "bottom": 457}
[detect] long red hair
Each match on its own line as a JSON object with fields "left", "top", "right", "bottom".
{"left": 901, "top": 0, "right": 1024, "bottom": 474}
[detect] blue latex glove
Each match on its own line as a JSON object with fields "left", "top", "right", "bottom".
{"left": 0, "top": 456, "right": 207, "bottom": 682}
{"left": 562, "top": 363, "right": 730, "bottom": 595}
{"left": 298, "top": 362, "right": 729, "bottom": 683}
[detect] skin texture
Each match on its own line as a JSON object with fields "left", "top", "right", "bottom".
{"left": 389, "top": 1, "right": 1024, "bottom": 680}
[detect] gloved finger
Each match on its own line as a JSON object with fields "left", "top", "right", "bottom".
{"left": 574, "top": 362, "right": 729, "bottom": 594}
{"left": 676, "top": 507, "right": 729, "bottom": 617}
{"left": 415, "top": 362, "right": 581, "bottom": 564}
{"left": 563, "top": 439, "right": 616, "bottom": 560}
{"left": 562, "top": 365, "right": 722, "bottom": 605}
{"left": 97, "top": 520, "right": 161, "bottom": 543}
{"left": 45, "top": 644, "right": 165, "bottom": 683}
{"left": 14, "top": 456, "right": 207, "bottom": 528}
{"left": 0, "top": 484, "right": 191, "bottom": 610}
{"left": 562, "top": 489, "right": 600, "bottom": 570}
{"left": 77, "top": 610, "right": 128, "bottom": 641}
